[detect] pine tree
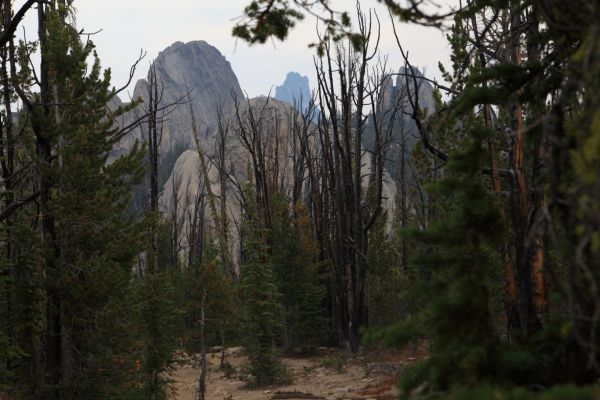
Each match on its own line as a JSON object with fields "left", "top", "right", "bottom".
{"left": 189, "top": 245, "right": 237, "bottom": 400}
{"left": 372, "top": 125, "right": 505, "bottom": 398}
{"left": 271, "top": 194, "right": 325, "bottom": 353}
{"left": 240, "top": 183, "right": 285, "bottom": 386}
{"left": 8, "top": 3, "right": 149, "bottom": 398}
{"left": 139, "top": 268, "right": 179, "bottom": 400}
{"left": 0, "top": 41, "right": 47, "bottom": 394}
{"left": 366, "top": 210, "right": 402, "bottom": 327}
{"left": 2, "top": 218, "right": 45, "bottom": 397}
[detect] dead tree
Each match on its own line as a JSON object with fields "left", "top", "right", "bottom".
{"left": 313, "top": 6, "right": 390, "bottom": 352}
{"left": 186, "top": 88, "right": 234, "bottom": 279}
{"left": 213, "top": 104, "right": 236, "bottom": 279}
{"left": 146, "top": 63, "right": 165, "bottom": 273}
{"left": 389, "top": 2, "right": 549, "bottom": 338}
{"left": 0, "top": 0, "right": 17, "bottom": 366}
{"left": 169, "top": 170, "right": 184, "bottom": 269}
{"left": 232, "top": 95, "right": 283, "bottom": 233}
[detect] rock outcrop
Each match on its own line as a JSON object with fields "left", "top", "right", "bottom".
{"left": 161, "top": 97, "right": 397, "bottom": 268}
{"left": 161, "top": 97, "right": 301, "bottom": 265}
{"left": 365, "top": 66, "right": 436, "bottom": 180}
{"left": 380, "top": 66, "right": 436, "bottom": 117}
{"left": 110, "top": 41, "right": 430, "bottom": 268}
{"left": 275, "top": 72, "right": 312, "bottom": 112}
{"left": 152, "top": 40, "right": 244, "bottom": 136}
{"left": 111, "top": 40, "right": 243, "bottom": 160}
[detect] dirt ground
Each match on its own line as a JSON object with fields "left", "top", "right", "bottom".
{"left": 169, "top": 346, "right": 426, "bottom": 400}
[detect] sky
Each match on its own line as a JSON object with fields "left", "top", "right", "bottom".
{"left": 16, "top": 0, "right": 456, "bottom": 99}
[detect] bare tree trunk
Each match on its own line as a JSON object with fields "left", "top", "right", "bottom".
{"left": 170, "top": 174, "right": 181, "bottom": 269}
{"left": 147, "top": 65, "right": 161, "bottom": 274}
{"left": 526, "top": 7, "right": 549, "bottom": 319}
{"left": 188, "top": 94, "right": 232, "bottom": 276}
{"left": 220, "top": 328, "right": 226, "bottom": 368}
{"left": 508, "top": 0, "right": 540, "bottom": 337}
{"left": 215, "top": 107, "right": 235, "bottom": 279}
{"left": 198, "top": 288, "right": 207, "bottom": 400}
{"left": 399, "top": 127, "right": 409, "bottom": 273}
{"left": 314, "top": 7, "right": 384, "bottom": 352}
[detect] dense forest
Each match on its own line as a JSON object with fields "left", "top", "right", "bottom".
{"left": 0, "top": 0, "right": 599, "bottom": 399}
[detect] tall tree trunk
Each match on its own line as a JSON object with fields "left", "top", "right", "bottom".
{"left": 170, "top": 176, "right": 180, "bottom": 269}
{"left": 37, "top": 4, "right": 62, "bottom": 398}
{"left": 469, "top": 6, "right": 519, "bottom": 336}
{"left": 314, "top": 15, "right": 383, "bottom": 352}
{"left": 0, "top": 0, "right": 16, "bottom": 368}
{"left": 148, "top": 66, "right": 160, "bottom": 274}
{"left": 215, "top": 111, "right": 234, "bottom": 279}
{"left": 399, "top": 130, "right": 409, "bottom": 273}
{"left": 526, "top": 6, "right": 549, "bottom": 320}
{"left": 198, "top": 288, "right": 207, "bottom": 400}
{"left": 508, "top": 0, "right": 537, "bottom": 337}
{"left": 189, "top": 96, "right": 232, "bottom": 277}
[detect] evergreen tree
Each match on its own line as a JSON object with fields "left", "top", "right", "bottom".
{"left": 271, "top": 194, "right": 325, "bottom": 353}
{"left": 188, "top": 243, "right": 237, "bottom": 400}
{"left": 1, "top": 41, "right": 47, "bottom": 395}
{"left": 44, "top": 10, "right": 148, "bottom": 397}
{"left": 139, "top": 270, "right": 179, "bottom": 400}
{"left": 0, "top": 3, "right": 150, "bottom": 398}
{"left": 188, "top": 242, "right": 237, "bottom": 357}
{"left": 371, "top": 126, "right": 505, "bottom": 397}
{"left": 2, "top": 218, "right": 45, "bottom": 397}
{"left": 366, "top": 210, "right": 402, "bottom": 327}
{"left": 240, "top": 183, "right": 285, "bottom": 386}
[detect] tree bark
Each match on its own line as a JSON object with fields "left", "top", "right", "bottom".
{"left": 508, "top": 0, "right": 538, "bottom": 337}
{"left": 198, "top": 288, "right": 207, "bottom": 400}
{"left": 469, "top": 5, "right": 520, "bottom": 336}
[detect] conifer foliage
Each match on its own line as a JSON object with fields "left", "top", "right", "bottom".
{"left": 33, "top": 5, "right": 148, "bottom": 398}
{"left": 0, "top": 2, "right": 148, "bottom": 398}
{"left": 270, "top": 195, "right": 325, "bottom": 353}
{"left": 375, "top": 126, "right": 505, "bottom": 396}
{"left": 240, "top": 183, "right": 286, "bottom": 386}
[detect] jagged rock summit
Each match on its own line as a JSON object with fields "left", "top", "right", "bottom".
{"left": 153, "top": 40, "right": 243, "bottom": 128}
{"left": 380, "top": 66, "right": 435, "bottom": 117}
{"left": 112, "top": 40, "right": 244, "bottom": 157}
{"left": 275, "top": 71, "right": 312, "bottom": 112}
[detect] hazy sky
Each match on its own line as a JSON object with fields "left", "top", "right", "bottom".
{"left": 16, "top": 0, "right": 456, "bottom": 98}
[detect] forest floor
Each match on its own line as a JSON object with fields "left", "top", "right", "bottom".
{"left": 169, "top": 345, "right": 428, "bottom": 400}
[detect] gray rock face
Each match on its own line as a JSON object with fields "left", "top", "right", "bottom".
{"left": 275, "top": 71, "right": 312, "bottom": 113}
{"left": 153, "top": 41, "right": 244, "bottom": 133}
{"left": 161, "top": 97, "right": 397, "bottom": 269}
{"left": 365, "top": 66, "right": 436, "bottom": 180}
{"left": 111, "top": 40, "right": 244, "bottom": 160}
{"left": 109, "top": 41, "right": 401, "bottom": 269}
{"left": 380, "top": 66, "right": 435, "bottom": 117}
